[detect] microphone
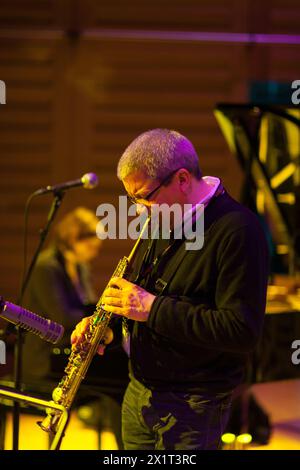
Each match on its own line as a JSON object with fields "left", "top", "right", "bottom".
{"left": 0, "top": 297, "right": 64, "bottom": 344}
{"left": 34, "top": 172, "right": 98, "bottom": 196}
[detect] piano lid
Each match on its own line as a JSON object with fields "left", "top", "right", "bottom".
{"left": 214, "top": 104, "right": 300, "bottom": 274}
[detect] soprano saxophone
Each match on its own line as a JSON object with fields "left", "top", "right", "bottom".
{"left": 39, "top": 217, "right": 150, "bottom": 449}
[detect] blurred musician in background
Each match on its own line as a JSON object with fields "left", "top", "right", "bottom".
{"left": 22, "top": 207, "right": 123, "bottom": 449}
{"left": 23, "top": 207, "right": 102, "bottom": 381}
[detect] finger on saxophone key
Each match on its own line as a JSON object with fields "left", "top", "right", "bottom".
{"left": 97, "top": 343, "right": 106, "bottom": 355}
{"left": 97, "top": 327, "right": 114, "bottom": 356}
{"left": 71, "top": 316, "right": 92, "bottom": 346}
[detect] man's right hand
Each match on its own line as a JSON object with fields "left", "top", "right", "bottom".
{"left": 71, "top": 316, "right": 114, "bottom": 355}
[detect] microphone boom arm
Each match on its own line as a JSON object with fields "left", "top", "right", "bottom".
{"left": 34, "top": 173, "right": 98, "bottom": 196}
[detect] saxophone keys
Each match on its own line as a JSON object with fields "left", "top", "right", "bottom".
{"left": 52, "top": 387, "right": 64, "bottom": 403}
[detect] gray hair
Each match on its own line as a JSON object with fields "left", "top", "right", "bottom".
{"left": 117, "top": 128, "right": 202, "bottom": 181}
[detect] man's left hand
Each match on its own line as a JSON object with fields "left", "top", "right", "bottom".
{"left": 101, "top": 277, "right": 156, "bottom": 322}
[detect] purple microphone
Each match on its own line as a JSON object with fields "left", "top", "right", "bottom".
{"left": 0, "top": 297, "right": 64, "bottom": 344}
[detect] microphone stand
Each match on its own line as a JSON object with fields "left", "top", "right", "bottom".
{"left": 13, "top": 190, "right": 65, "bottom": 450}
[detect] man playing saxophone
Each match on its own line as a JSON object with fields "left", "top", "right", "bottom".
{"left": 71, "top": 128, "right": 269, "bottom": 450}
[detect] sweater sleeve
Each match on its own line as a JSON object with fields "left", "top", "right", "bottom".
{"left": 147, "top": 222, "right": 269, "bottom": 353}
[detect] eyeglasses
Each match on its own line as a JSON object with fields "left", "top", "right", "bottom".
{"left": 127, "top": 168, "right": 181, "bottom": 205}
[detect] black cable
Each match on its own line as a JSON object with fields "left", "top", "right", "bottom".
{"left": 18, "top": 192, "right": 36, "bottom": 304}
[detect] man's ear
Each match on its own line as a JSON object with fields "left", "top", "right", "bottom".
{"left": 177, "top": 169, "right": 191, "bottom": 190}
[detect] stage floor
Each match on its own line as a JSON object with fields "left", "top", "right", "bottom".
{"left": 250, "top": 378, "right": 300, "bottom": 450}
{"left": 3, "top": 379, "right": 300, "bottom": 450}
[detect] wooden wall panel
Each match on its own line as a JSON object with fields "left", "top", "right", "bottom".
{"left": 269, "top": 0, "right": 300, "bottom": 34}
{"left": 79, "top": 0, "right": 241, "bottom": 31}
{"left": 268, "top": 45, "right": 300, "bottom": 81}
{"left": 0, "top": 0, "right": 69, "bottom": 29}
{"left": 0, "top": 38, "right": 65, "bottom": 300}
{"left": 77, "top": 37, "right": 244, "bottom": 179}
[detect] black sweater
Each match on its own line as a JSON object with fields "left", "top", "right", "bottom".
{"left": 128, "top": 191, "right": 269, "bottom": 394}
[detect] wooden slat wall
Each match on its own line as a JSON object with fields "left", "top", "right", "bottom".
{"left": 0, "top": 0, "right": 299, "bottom": 301}
{"left": 0, "top": 0, "right": 64, "bottom": 29}
{"left": 79, "top": 0, "right": 241, "bottom": 31}
{"left": 0, "top": 38, "right": 61, "bottom": 299}
{"left": 269, "top": 0, "right": 300, "bottom": 33}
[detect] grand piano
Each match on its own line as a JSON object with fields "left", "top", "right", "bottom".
{"left": 215, "top": 103, "right": 300, "bottom": 381}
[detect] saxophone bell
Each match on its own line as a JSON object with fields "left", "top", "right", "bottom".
{"left": 37, "top": 406, "right": 61, "bottom": 433}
